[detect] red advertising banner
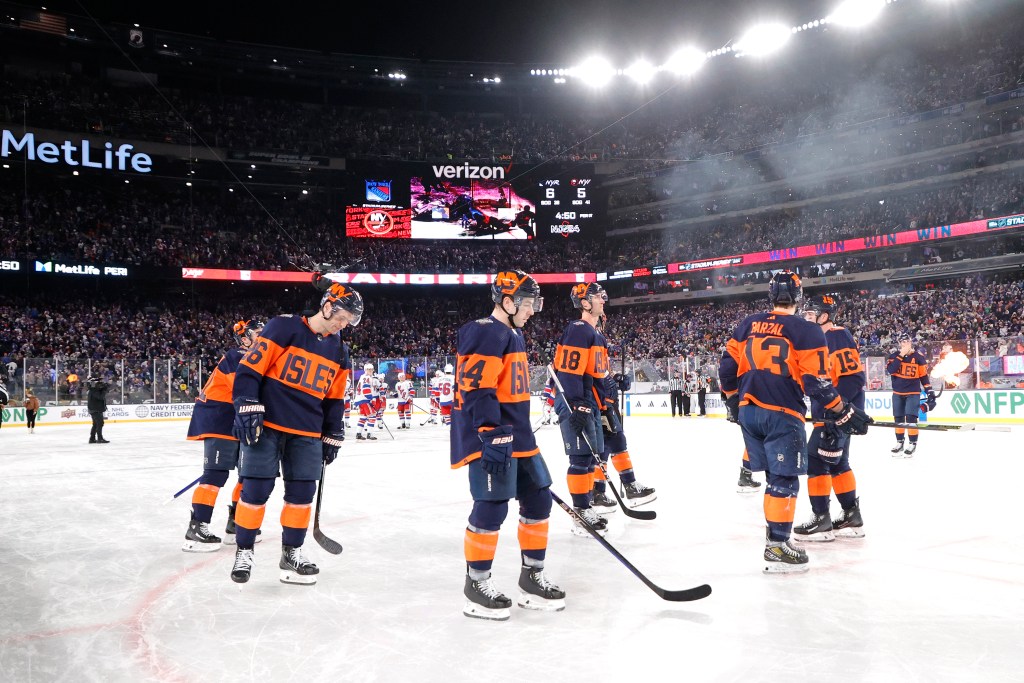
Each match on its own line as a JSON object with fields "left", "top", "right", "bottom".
{"left": 181, "top": 269, "right": 596, "bottom": 285}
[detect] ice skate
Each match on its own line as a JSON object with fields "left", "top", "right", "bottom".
{"left": 182, "top": 518, "right": 222, "bottom": 553}
{"left": 621, "top": 481, "right": 657, "bottom": 507}
{"left": 366, "top": 433, "right": 377, "bottom": 441}
{"left": 356, "top": 433, "right": 366, "bottom": 440}
{"left": 891, "top": 442, "right": 905, "bottom": 457}
{"left": 230, "top": 547, "right": 255, "bottom": 583}
{"left": 903, "top": 443, "right": 917, "bottom": 457}
{"left": 517, "top": 566, "right": 566, "bottom": 611}
{"left": 833, "top": 498, "right": 865, "bottom": 538}
{"left": 793, "top": 512, "right": 835, "bottom": 542}
{"left": 737, "top": 466, "right": 762, "bottom": 493}
{"left": 463, "top": 575, "right": 512, "bottom": 620}
{"left": 571, "top": 506, "right": 608, "bottom": 537}
{"left": 764, "top": 537, "right": 809, "bottom": 574}
{"left": 591, "top": 490, "right": 617, "bottom": 515}
{"left": 279, "top": 545, "right": 319, "bottom": 585}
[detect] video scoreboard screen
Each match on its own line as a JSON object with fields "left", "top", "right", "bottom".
{"left": 535, "top": 175, "right": 605, "bottom": 241}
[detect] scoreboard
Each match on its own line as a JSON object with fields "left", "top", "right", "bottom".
{"left": 536, "top": 176, "right": 605, "bottom": 240}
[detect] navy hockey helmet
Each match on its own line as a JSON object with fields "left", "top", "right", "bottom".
{"left": 321, "top": 282, "right": 364, "bottom": 326}
{"left": 491, "top": 270, "right": 543, "bottom": 311}
{"left": 768, "top": 271, "right": 803, "bottom": 306}
{"left": 804, "top": 293, "right": 838, "bottom": 319}
{"left": 570, "top": 282, "right": 608, "bottom": 310}
{"left": 232, "top": 318, "right": 265, "bottom": 345}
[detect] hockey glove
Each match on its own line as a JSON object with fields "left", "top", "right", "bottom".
{"left": 925, "top": 390, "right": 938, "bottom": 412}
{"left": 724, "top": 393, "right": 740, "bottom": 424}
{"left": 322, "top": 431, "right": 344, "bottom": 465}
{"left": 601, "top": 402, "right": 622, "bottom": 435}
{"left": 568, "top": 401, "right": 594, "bottom": 435}
{"left": 478, "top": 426, "right": 514, "bottom": 475}
{"left": 827, "top": 402, "right": 872, "bottom": 436}
{"left": 232, "top": 397, "right": 266, "bottom": 446}
{"left": 815, "top": 428, "right": 846, "bottom": 465}
{"left": 613, "top": 372, "right": 632, "bottom": 393}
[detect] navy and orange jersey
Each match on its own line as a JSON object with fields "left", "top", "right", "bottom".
{"left": 233, "top": 314, "right": 351, "bottom": 437}
{"left": 450, "top": 315, "right": 538, "bottom": 469}
{"left": 887, "top": 350, "right": 931, "bottom": 395}
{"left": 187, "top": 348, "right": 244, "bottom": 441}
{"left": 553, "top": 319, "right": 610, "bottom": 408}
{"left": 809, "top": 326, "right": 867, "bottom": 419}
{"left": 719, "top": 309, "right": 843, "bottom": 421}
{"left": 598, "top": 373, "right": 621, "bottom": 413}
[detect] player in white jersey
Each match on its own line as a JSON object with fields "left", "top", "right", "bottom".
{"left": 438, "top": 363, "right": 456, "bottom": 426}
{"left": 395, "top": 372, "right": 415, "bottom": 429}
{"left": 426, "top": 369, "right": 442, "bottom": 424}
{"left": 355, "top": 363, "right": 380, "bottom": 440}
{"left": 375, "top": 372, "right": 387, "bottom": 430}
{"left": 343, "top": 374, "right": 353, "bottom": 429}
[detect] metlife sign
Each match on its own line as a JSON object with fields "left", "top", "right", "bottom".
{"left": 34, "top": 261, "right": 129, "bottom": 277}
{"left": 1, "top": 130, "right": 153, "bottom": 173}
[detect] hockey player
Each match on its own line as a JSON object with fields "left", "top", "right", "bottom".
{"left": 395, "top": 372, "right": 414, "bottom": 429}
{"left": 794, "top": 295, "right": 867, "bottom": 541}
{"left": 438, "top": 363, "right": 455, "bottom": 426}
{"left": 719, "top": 272, "right": 871, "bottom": 573}
{"left": 229, "top": 278, "right": 360, "bottom": 585}
{"left": 540, "top": 377, "right": 556, "bottom": 425}
{"left": 183, "top": 318, "right": 264, "bottom": 552}
{"left": 590, "top": 371, "right": 656, "bottom": 515}
{"left": 886, "top": 334, "right": 936, "bottom": 457}
{"left": 453, "top": 269, "right": 563, "bottom": 620}
{"left": 343, "top": 374, "right": 353, "bottom": 430}
{"left": 553, "top": 282, "right": 612, "bottom": 537}
{"left": 427, "top": 370, "right": 442, "bottom": 424}
{"left": 374, "top": 372, "right": 387, "bottom": 430}
{"left": 354, "top": 363, "right": 379, "bottom": 440}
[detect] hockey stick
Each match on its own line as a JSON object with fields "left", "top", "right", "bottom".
{"left": 871, "top": 421, "right": 1010, "bottom": 433}
{"left": 550, "top": 490, "right": 710, "bottom": 602}
{"left": 546, "top": 365, "right": 656, "bottom": 521}
{"left": 313, "top": 461, "right": 343, "bottom": 555}
{"left": 413, "top": 401, "right": 438, "bottom": 425}
{"left": 379, "top": 417, "right": 395, "bottom": 440}
{"left": 171, "top": 476, "right": 201, "bottom": 500}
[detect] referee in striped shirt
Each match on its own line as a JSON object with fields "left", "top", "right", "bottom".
{"left": 669, "top": 376, "right": 684, "bottom": 417}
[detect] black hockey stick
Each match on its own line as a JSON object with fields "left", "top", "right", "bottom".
{"left": 550, "top": 490, "right": 710, "bottom": 602}
{"left": 871, "top": 421, "right": 1009, "bottom": 433}
{"left": 313, "top": 462, "right": 343, "bottom": 555}
{"left": 379, "top": 417, "right": 395, "bottom": 440}
{"left": 546, "top": 366, "right": 656, "bottom": 521}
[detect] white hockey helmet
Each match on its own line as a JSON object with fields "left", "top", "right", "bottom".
{"left": 397, "top": 372, "right": 406, "bottom": 381}
{"left": 363, "top": 363, "right": 374, "bottom": 373}
{"left": 444, "top": 363, "right": 454, "bottom": 374}
{"left": 434, "top": 370, "right": 443, "bottom": 378}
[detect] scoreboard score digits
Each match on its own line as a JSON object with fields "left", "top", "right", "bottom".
{"left": 537, "top": 177, "right": 603, "bottom": 240}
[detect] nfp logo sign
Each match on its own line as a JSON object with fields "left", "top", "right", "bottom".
{"left": 950, "top": 391, "right": 1024, "bottom": 415}
{"left": 2, "top": 130, "right": 152, "bottom": 173}
{"left": 365, "top": 180, "right": 392, "bottom": 202}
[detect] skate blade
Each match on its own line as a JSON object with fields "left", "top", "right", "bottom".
{"left": 230, "top": 574, "right": 250, "bottom": 585}
{"left": 763, "top": 562, "right": 810, "bottom": 574}
{"left": 625, "top": 493, "right": 657, "bottom": 508}
{"left": 736, "top": 485, "right": 762, "bottom": 493}
{"left": 834, "top": 527, "right": 866, "bottom": 539}
{"left": 223, "top": 534, "right": 236, "bottom": 546}
{"left": 592, "top": 506, "right": 617, "bottom": 516}
{"left": 279, "top": 570, "right": 318, "bottom": 585}
{"left": 792, "top": 531, "right": 835, "bottom": 542}
{"left": 517, "top": 592, "right": 566, "bottom": 612}
{"left": 182, "top": 540, "right": 222, "bottom": 553}
{"left": 570, "top": 524, "right": 607, "bottom": 538}
{"left": 463, "top": 602, "right": 510, "bottom": 621}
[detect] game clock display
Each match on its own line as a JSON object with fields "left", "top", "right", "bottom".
{"left": 536, "top": 177, "right": 604, "bottom": 240}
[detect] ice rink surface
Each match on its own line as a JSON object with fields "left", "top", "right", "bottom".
{"left": 1, "top": 415, "right": 1021, "bottom": 682}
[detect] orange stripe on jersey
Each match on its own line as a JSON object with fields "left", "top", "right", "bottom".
{"left": 741, "top": 393, "right": 807, "bottom": 421}
{"left": 326, "top": 367, "right": 350, "bottom": 400}
{"left": 262, "top": 420, "right": 321, "bottom": 439}
{"left": 234, "top": 501, "right": 266, "bottom": 531}
{"left": 280, "top": 503, "right": 312, "bottom": 529}
{"left": 267, "top": 346, "right": 341, "bottom": 399}
{"left": 200, "top": 369, "right": 235, "bottom": 403}
{"left": 807, "top": 475, "right": 833, "bottom": 497}
{"left": 611, "top": 451, "right": 633, "bottom": 472}
{"left": 831, "top": 470, "right": 857, "bottom": 495}
{"left": 764, "top": 494, "right": 797, "bottom": 524}
{"left": 567, "top": 472, "right": 592, "bottom": 495}
{"left": 829, "top": 347, "right": 863, "bottom": 385}
{"left": 495, "top": 351, "right": 532, "bottom": 404}
{"left": 518, "top": 521, "right": 549, "bottom": 551}
{"left": 191, "top": 483, "right": 220, "bottom": 507}
{"left": 553, "top": 343, "right": 590, "bottom": 376}
{"left": 186, "top": 431, "right": 235, "bottom": 441}
{"left": 464, "top": 529, "right": 499, "bottom": 562}
{"left": 239, "top": 337, "right": 285, "bottom": 377}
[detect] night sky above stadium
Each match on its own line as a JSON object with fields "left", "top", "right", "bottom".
{"left": 48, "top": 0, "right": 827, "bottom": 62}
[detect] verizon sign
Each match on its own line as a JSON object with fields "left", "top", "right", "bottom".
{"left": 181, "top": 268, "right": 594, "bottom": 285}
{"left": 430, "top": 163, "right": 509, "bottom": 179}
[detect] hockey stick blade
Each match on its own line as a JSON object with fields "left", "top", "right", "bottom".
{"left": 876, "top": 421, "right": 1009, "bottom": 433}
{"left": 313, "top": 463, "right": 343, "bottom": 555}
{"left": 546, "top": 365, "right": 656, "bottom": 520}
{"left": 551, "top": 490, "right": 710, "bottom": 602}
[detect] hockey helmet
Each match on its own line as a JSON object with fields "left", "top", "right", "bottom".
{"left": 320, "top": 282, "right": 364, "bottom": 326}
{"left": 232, "top": 318, "right": 265, "bottom": 345}
{"left": 434, "top": 370, "right": 443, "bottom": 378}
{"left": 768, "top": 271, "right": 802, "bottom": 306}
{"left": 397, "top": 372, "right": 406, "bottom": 381}
{"left": 803, "top": 294, "right": 837, "bottom": 319}
{"left": 570, "top": 282, "right": 608, "bottom": 310}
{"left": 491, "top": 269, "right": 543, "bottom": 311}
{"left": 363, "top": 363, "right": 375, "bottom": 373}
{"left": 444, "top": 363, "right": 454, "bottom": 374}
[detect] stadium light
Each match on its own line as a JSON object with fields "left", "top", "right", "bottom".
{"left": 734, "top": 23, "right": 791, "bottom": 57}
{"left": 828, "top": 0, "right": 885, "bottom": 28}
{"left": 572, "top": 56, "right": 615, "bottom": 87}
{"left": 664, "top": 47, "right": 706, "bottom": 76}
{"left": 625, "top": 59, "right": 656, "bottom": 84}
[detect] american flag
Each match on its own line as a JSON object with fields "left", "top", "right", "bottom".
{"left": 21, "top": 11, "right": 67, "bottom": 36}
